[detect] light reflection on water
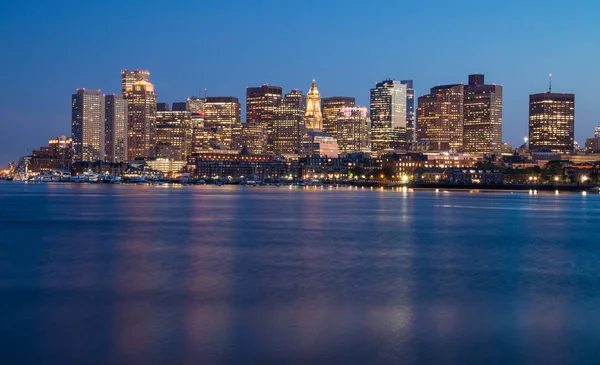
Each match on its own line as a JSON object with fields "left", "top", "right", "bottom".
{"left": 1, "top": 183, "right": 600, "bottom": 364}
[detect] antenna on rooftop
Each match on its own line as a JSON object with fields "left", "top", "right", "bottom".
{"left": 548, "top": 73, "right": 552, "bottom": 93}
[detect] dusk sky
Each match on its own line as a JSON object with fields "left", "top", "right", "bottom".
{"left": 1, "top": 0, "right": 599, "bottom": 166}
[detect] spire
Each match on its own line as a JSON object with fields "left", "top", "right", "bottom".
{"left": 308, "top": 79, "right": 320, "bottom": 97}
{"left": 305, "top": 79, "right": 323, "bottom": 130}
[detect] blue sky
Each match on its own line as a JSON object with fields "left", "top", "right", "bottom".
{"left": 1, "top": 0, "right": 599, "bottom": 165}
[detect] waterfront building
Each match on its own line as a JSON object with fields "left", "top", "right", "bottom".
{"left": 125, "top": 79, "right": 157, "bottom": 160}
{"left": 104, "top": 94, "right": 128, "bottom": 162}
{"left": 322, "top": 96, "right": 355, "bottom": 137}
{"left": 273, "top": 89, "right": 307, "bottom": 155}
{"left": 336, "top": 106, "right": 371, "bottom": 154}
{"left": 305, "top": 80, "right": 323, "bottom": 131}
{"left": 528, "top": 92, "right": 575, "bottom": 154}
{"left": 156, "top": 110, "right": 193, "bottom": 161}
{"left": 29, "top": 136, "right": 73, "bottom": 172}
{"left": 188, "top": 152, "right": 289, "bottom": 181}
{"left": 121, "top": 69, "right": 150, "bottom": 94}
{"left": 416, "top": 84, "right": 464, "bottom": 152}
{"left": 370, "top": 80, "right": 407, "bottom": 154}
{"left": 203, "top": 96, "right": 241, "bottom": 149}
{"left": 400, "top": 80, "right": 415, "bottom": 142}
{"left": 463, "top": 74, "right": 503, "bottom": 155}
{"left": 72, "top": 89, "right": 105, "bottom": 161}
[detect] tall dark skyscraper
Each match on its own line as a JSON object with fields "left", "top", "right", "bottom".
{"left": 71, "top": 89, "right": 105, "bottom": 162}
{"left": 246, "top": 85, "right": 282, "bottom": 151}
{"left": 417, "top": 84, "right": 464, "bottom": 151}
{"left": 528, "top": 92, "right": 575, "bottom": 154}
{"left": 370, "top": 80, "right": 407, "bottom": 154}
{"left": 400, "top": 80, "right": 415, "bottom": 143}
{"left": 104, "top": 94, "right": 127, "bottom": 162}
{"left": 463, "top": 74, "right": 503, "bottom": 155}
{"left": 321, "top": 97, "right": 355, "bottom": 137}
{"left": 273, "top": 90, "right": 307, "bottom": 155}
{"left": 172, "top": 102, "right": 187, "bottom": 111}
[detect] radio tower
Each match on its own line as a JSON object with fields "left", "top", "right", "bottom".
{"left": 548, "top": 73, "right": 552, "bottom": 92}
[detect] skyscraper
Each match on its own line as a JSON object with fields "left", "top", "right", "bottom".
{"left": 273, "top": 89, "right": 307, "bottom": 155}
{"left": 104, "top": 94, "right": 127, "bottom": 162}
{"left": 322, "top": 97, "right": 355, "bottom": 137}
{"left": 172, "top": 102, "right": 187, "bottom": 112}
{"left": 121, "top": 69, "right": 150, "bottom": 94}
{"left": 336, "top": 106, "right": 371, "bottom": 154}
{"left": 370, "top": 80, "right": 407, "bottom": 153}
{"left": 305, "top": 80, "right": 323, "bottom": 131}
{"left": 203, "top": 97, "right": 241, "bottom": 149}
{"left": 528, "top": 92, "right": 575, "bottom": 154}
{"left": 125, "top": 79, "right": 157, "bottom": 160}
{"left": 463, "top": 74, "right": 503, "bottom": 155}
{"left": 156, "top": 110, "right": 193, "bottom": 160}
{"left": 246, "top": 85, "right": 283, "bottom": 151}
{"left": 71, "top": 89, "right": 105, "bottom": 161}
{"left": 416, "top": 84, "right": 464, "bottom": 151}
{"left": 400, "top": 80, "right": 415, "bottom": 142}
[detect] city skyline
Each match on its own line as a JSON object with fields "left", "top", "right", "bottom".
{"left": 1, "top": 1, "right": 599, "bottom": 165}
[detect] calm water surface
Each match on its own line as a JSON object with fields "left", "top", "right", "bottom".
{"left": 1, "top": 182, "right": 600, "bottom": 364}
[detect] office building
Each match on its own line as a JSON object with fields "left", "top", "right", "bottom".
{"left": 125, "top": 79, "right": 157, "bottom": 160}
{"left": 104, "top": 94, "right": 128, "bottom": 162}
{"left": 156, "top": 102, "right": 170, "bottom": 111}
{"left": 400, "top": 80, "right": 415, "bottom": 142}
{"left": 528, "top": 92, "right": 575, "bottom": 153}
{"left": 273, "top": 89, "right": 307, "bottom": 155}
{"left": 172, "top": 102, "right": 186, "bottom": 111}
{"left": 463, "top": 74, "right": 503, "bottom": 155}
{"left": 121, "top": 69, "right": 150, "bottom": 94}
{"left": 246, "top": 84, "right": 283, "bottom": 151}
{"left": 156, "top": 110, "right": 193, "bottom": 161}
{"left": 416, "top": 84, "right": 464, "bottom": 151}
{"left": 322, "top": 97, "right": 355, "bottom": 137}
{"left": 72, "top": 89, "right": 105, "bottom": 161}
{"left": 203, "top": 97, "right": 241, "bottom": 149}
{"left": 336, "top": 106, "right": 371, "bottom": 154}
{"left": 186, "top": 97, "right": 205, "bottom": 115}
{"left": 370, "top": 80, "right": 407, "bottom": 153}
{"left": 305, "top": 80, "right": 323, "bottom": 131}
{"left": 239, "top": 124, "right": 268, "bottom": 155}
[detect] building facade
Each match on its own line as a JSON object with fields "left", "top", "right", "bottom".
{"left": 336, "top": 106, "right": 371, "bottom": 154}
{"left": 305, "top": 80, "right": 323, "bottom": 131}
{"left": 416, "top": 84, "right": 464, "bottom": 152}
{"left": 121, "top": 69, "right": 150, "bottom": 94}
{"left": 156, "top": 110, "right": 193, "bottom": 161}
{"left": 370, "top": 80, "right": 407, "bottom": 153}
{"left": 203, "top": 97, "right": 241, "bottom": 150}
{"left": 125, "top": 80, "right": 157, "bottom": 160}
{"left": 400, "top": 80, "right": 415, "bottom": 143}
{"left": 321, "top": 96, "right": 355, "bottom": 137}
{"left": 72, "top": 89, "right": 105, "bottom": 162}
{"left": 528, "top": 92, "right": 575, "bottom": 154}
{"left": 463, "top": 74, "right": 503, "bottom": 155}
{"left": 104, "top": 94, "right": 128, "bottom": 162}
{"left": 246, "top": 85, "right": 282, "bottom": 151}
{"left": 273, "top": 89, "right": 307, "bottom": 155}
